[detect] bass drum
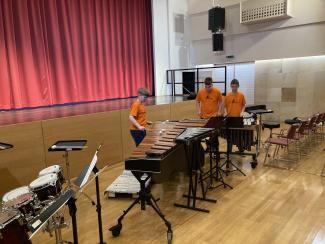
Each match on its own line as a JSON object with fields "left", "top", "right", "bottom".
{"left": 0, "top": 211, "right": 31, "bottom": 244}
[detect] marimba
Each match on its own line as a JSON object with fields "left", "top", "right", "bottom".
{"left": 110, "top": 119, "right": 208, "bottom": 243}
{"left": 125, "top": 119, "right": 207, "bottom": 181}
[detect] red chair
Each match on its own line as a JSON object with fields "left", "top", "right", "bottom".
{"left": 303, "top": 115, "right": 318, "bottom": 146}
{"left": 263, "top": 124, "right": 299, "bottom": 166}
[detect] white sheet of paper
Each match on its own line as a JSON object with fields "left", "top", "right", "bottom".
{"left": 80, "top": 152, "right": 98, "bottom": 188}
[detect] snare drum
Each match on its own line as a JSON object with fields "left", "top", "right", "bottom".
{"left": 0, "top": 210, "right": 31, "bottom": 244}
{"left": 2, "top": 187, "right": 36, "bottom": 216}
{"left": 39, "top": 165, "right": 65, "bottom": 184}
{"left": 29, "top": 174, "right": 61, "bottom": 201}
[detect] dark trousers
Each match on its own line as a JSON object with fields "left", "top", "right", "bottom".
{"left": 130, "top": 130, "right": 146, "bottom": 147}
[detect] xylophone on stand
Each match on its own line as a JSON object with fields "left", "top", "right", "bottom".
{"left": 109, "top": 119, "right": 210, "bottom": 244}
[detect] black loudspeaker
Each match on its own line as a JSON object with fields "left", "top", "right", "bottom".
{"left": 212, "top": 33, "right": 223, "bottom": 51}
{"left": 208, "top": 7, "right": 225, "bottom": 32}
{"left": 182, "top": 72, "right": 195, "bottom": 95}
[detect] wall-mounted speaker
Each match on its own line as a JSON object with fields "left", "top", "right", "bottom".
{"left": 208, "top": 7, "right": 225, "bottom": 32}
{"left": 212, "top": 33, "right": 223, "bottom": 52}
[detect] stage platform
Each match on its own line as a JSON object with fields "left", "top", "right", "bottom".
{"left": 0, "top": 96, "right": 187, "bottom": 126}
{"left": 0, "top": 96, "right": 197, "bottom": 196}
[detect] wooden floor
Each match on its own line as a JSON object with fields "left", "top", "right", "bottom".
{"left": 31, "top": 135, "right": 325, "bottom": 244}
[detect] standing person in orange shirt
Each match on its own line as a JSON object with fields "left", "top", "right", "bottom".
{"left": 129, "top": 88, "right": 150, "bottom": 146}
{"left": 224, "top": 79, "right": 246, "bottom": 117}
{"left": 196, "top": 77, "right": 223, "bottom": 119}
{"left": 224, "top": 79, "right": 246, "bottom": 152}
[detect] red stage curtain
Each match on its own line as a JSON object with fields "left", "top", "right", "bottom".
{"left": 0, "top": 0, "right": 153, "bottom": 109}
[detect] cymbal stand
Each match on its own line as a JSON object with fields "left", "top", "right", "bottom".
{"left": 63, "top": 149, "right": 72, "bottom": 187}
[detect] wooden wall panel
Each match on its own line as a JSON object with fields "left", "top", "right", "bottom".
{"left": 42, "top": 111, "right": 123, "bottom": 179}
{"left": 120, "top": 109, "right": 137, "bottom": 160}
{"left": 0, "top": 122, "right": 46, "bottom": 197}
{"left": 146, "top": 104, "right": 171, "bottom": 122}
{"left": 170, "top": 100, "right": 197, "bottom": 120}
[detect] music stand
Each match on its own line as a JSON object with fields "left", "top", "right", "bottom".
{"left": 0, "top": 142, "right": 13, "bottom": 150}
{"left": 74, "top": 145, "right": 106, "bottom": 244}
{"left": 0, "top": 142, "right": 13, "bottom": 185}
{"left": 203, "top": 117, "right": 233, "bottom": 190}
{"left": 221, "top": 117, "right": 246, "bottom": 176}
{"left": 48, "top": 140, "right": 87, "bottom": 244}
{"left": 49, "top": 140, "right": 87, "bottom": 186}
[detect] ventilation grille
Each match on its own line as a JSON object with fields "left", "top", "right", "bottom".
{"left": 240, "top": 0, "right": 292, "bottom": 24}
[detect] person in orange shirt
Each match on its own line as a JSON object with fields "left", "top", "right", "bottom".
{"left": 224, "top": 79, "right": 246, "bottom": 117}
{"left": 224, "top": 79, "right": 246, "bottom": 152}
{"left": 196, "top": 77, "right": 223, "bottom": 119}
{"left": 129, "top": 88, "right": 150, "bottom": 146}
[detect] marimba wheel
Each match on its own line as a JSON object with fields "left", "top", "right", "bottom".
{"left": 109, "top": 223, "right": 122, "bottom": 237}
{"left": 250, "top": 161, "right": 257, "bottom": 169}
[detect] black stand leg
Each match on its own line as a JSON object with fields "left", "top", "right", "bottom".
{"left": 109, "top": 172, "right": 173, "bottom": 243}
{"left": 174, "top": 140, "right": 216, "bottom": 213}
{"left": 201, "top": 136, "right": 233, "bottom": 190}
{"left": 221, "top": 128, "right": 246, "bottom": 176}
{"left": 93, "top": 166, "right": 106, "bottom": 244}
{"left": 208, "top": 151, "right": 233, "bottom": 190}
{"left": 67, "top": 197, "right": 78, "bottom": 244}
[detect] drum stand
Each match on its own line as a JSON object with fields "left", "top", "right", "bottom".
{"left": 53, "top": 214, "right": 72, "bottom": 244}
{"left": 63, "top": 150, "right": 72, "bottom": 186}
{"left": 63, "top": 150, "right": 78, "bottom": 244}
{"left": 43, "top": 213, "right": 72, "bottom": 244}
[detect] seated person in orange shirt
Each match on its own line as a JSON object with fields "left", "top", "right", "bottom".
{"left": 129, "top": 88, "right": 150, "bottom": 146}
{"left": 224, "top": 79, "right": 246, "bottom": 117}
{"left": 196, "top": 77, "right": 223, "bottom": 119}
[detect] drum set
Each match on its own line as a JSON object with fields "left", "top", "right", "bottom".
{"left": 0, "top": 165, "right": 70, "bottom": 244}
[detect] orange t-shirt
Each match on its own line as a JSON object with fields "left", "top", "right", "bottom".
{"left": 130, "top": 100, "right": 147, "bottom": 130}
{"left": 196, "top": 87, "right": 222, "bottom": 118}
{"left": 224, "top": 92, "right": 246, "bottom": 117}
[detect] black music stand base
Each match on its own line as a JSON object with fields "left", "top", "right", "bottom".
{"left": 221, "top": 131, "right": 246, "bottom": 177}
{"left": 109, "top": 172, "right": 173, "bottom": 244}
{"left": 202, "top": 148, "right": 233, "bottom": 190}
{"left": 206, "top": 165, "right": 233, "bottom": 191}
{"left": 174, "top": 197, "right": 216, "bottom": 213}
{"left": 67, "top": 197, "right": 78, "bottom": 244}
{"left": 221, "top": 159, "right": 246, "bottom": 176}
{"left": 93, "top": 166, "right": 106, "bottom": 244}
{"left": 174, "top": 141, "right": 217, "bottom": 213}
